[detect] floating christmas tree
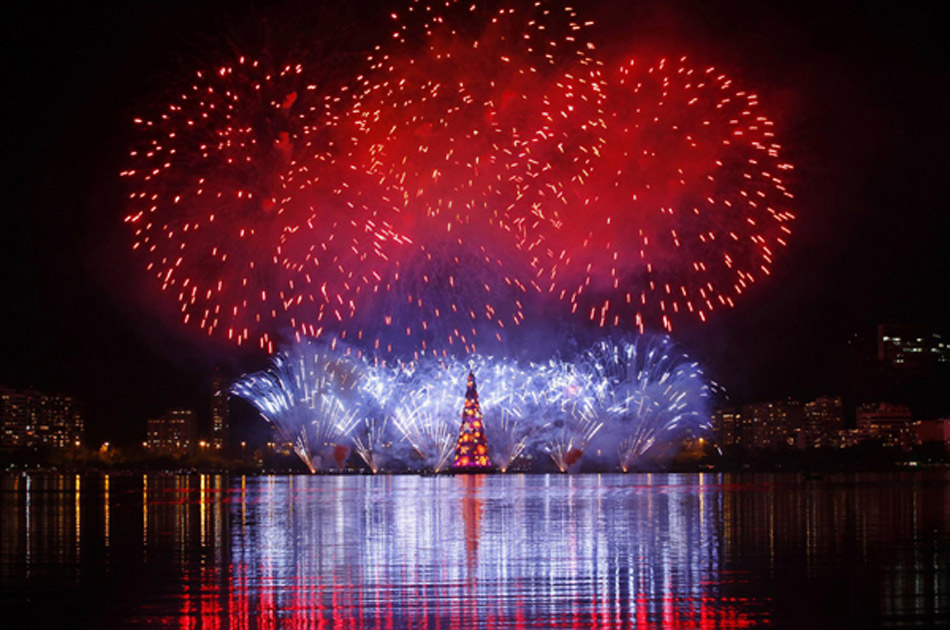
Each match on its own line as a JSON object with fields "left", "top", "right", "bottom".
{"left": 453, "top": 371, "right": 491, "bottom": 469}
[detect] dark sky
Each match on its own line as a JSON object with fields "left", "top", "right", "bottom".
{"left": 3, "top": 0, "right": 948, "bottom": 445}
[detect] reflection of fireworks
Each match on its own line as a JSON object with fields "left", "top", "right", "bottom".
{"left": 584, "top": 336, "right": 711, "bottom": 471}
{"left": 230, "top": 341, "right": 364, "bottom": 472}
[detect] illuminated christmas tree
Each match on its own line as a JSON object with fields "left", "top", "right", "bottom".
{"left": 453, "top": 371, "right": 491, "bottom": 469}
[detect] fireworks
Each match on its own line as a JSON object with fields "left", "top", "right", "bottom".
{"left": 465, "top": 356, "right": 534, "bottom": 473}
{"left": 538, "top": 56, "right": 795, "bottom": 333}
{"left": 352, "top": 418, "right": 389, "bottom": 474}
{"left": 527, "top": 360, "right": 604, "bottom": 471}
{"left": 387, "top": 364, "right": 461, "bottom": 472}
{"left": 231, "top": 334, "right": 712, "bottom": 472}
{"left": 121, "top": 57, "right": 323, "bottom": 352}
{"left": 124, "top": 1, "right": 795, "bottom": 357}
{"left": 229, "top": 340, "right": 365, "bottom": 472}
{"left": 583, "top": 336, "right": 712, "bottom": 471}
{"left": 336, "top": 0, "right": 606, "bottom": 358}
{"left": 482, "top": 414, "right": 528, "bottom": 473}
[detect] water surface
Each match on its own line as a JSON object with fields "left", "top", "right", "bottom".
{"left": 2, "top": 472, "right": 948, "bottom": 628}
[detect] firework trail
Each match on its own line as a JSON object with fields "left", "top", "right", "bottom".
{"left": 230, "top": 340, "right": 365, "bottom": 471}
{"left": 584, "top": 336, "right": 712, "bottom": 471}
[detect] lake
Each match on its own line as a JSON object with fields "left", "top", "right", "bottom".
{"left": 1, "top": 472, "right": 948, "bottom": 628}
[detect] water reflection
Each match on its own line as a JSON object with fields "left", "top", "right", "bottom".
{"left": 1, "top": 472, "right": 948, "bottom": 628}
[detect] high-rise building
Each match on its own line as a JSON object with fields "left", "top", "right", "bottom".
{"left": 36, "top": 394, "right": 85, "bottom": 448}
{"left": 877, "top": 325, "right": 949, "bottom": 371}
{"left": 804, "top": 395, "right": 845, "bottom": 447}
{"left": 1, "top": 387, "right": 84, "bottom": 449}
{"left": 775, "top": 398, "right": 806, "bottom": 446}
{"left": 743, "top": 403, "right": 774, "bottom": 449}
{"left": 856, "top": 402, "right": 914, "bottom": 449}
{"left": 210, "top": 370, "right": 230, "bottom": 451}
{"left": 743, "top": 400, "right": 803, "bottom": 450}
{"left": 146, "top": 409, "right": 197, "bottom": 453}
{"left": 1, "top": 387, "right": 39, "bottom": 447}
{"left": 713, "top": 407, "right": 745, "bottom": 448}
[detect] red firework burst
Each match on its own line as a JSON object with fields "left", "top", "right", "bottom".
{"left": 121, "top": 2, "right": 797, "bottom": 356}
{"left": 319, "top": 0, "right": 610, "bottom": 356}
{"left": 122, "top": 55, "right": 375, "bottom": 352}
{"left": 536, "top": 56, "right": 795, "bottom": 332}
{"left": 348, "top": 0, "right": 606, "bottom": 240}
{"left": 277, "top": 163, "right": 412, "bottom": 343}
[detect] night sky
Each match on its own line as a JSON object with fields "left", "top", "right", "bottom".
{"left": 3, "top": 0, "right": 948, "bottom": 445}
